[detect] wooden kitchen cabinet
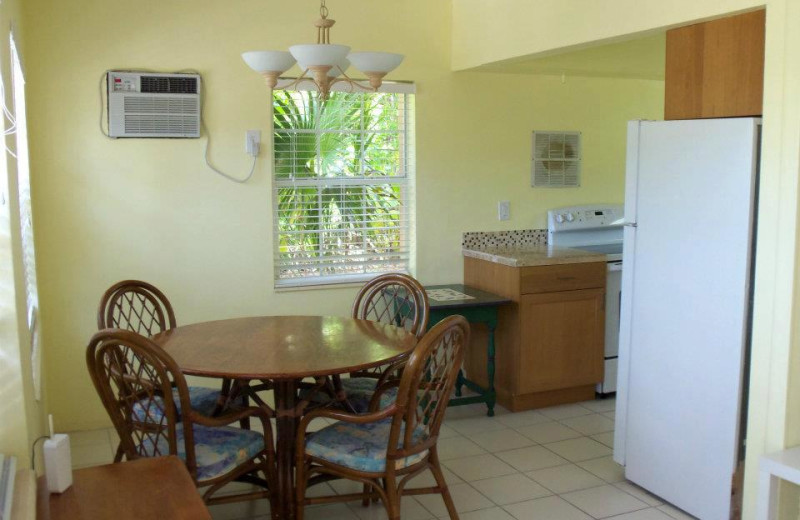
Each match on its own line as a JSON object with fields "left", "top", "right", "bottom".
{"left": 518, "top": 289, "right": 605, "bottom": 395}
{"left": 464, "top": 256, "right": 605, "bottom": 411}
{"left": 664, "top": 9, "right": 765, "bottom": 120}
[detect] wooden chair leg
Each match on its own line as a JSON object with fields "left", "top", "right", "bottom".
{"left": 430, "top": 451, "right": 459, "bottom": 520}
{"left": 330, "top": 375, "right": 359, "bottom": 414}
{"left": 239, "top": 392, "right": 251, "bottom": 430}
{"left": 265, "top": 458, "right": 279, "bottom": 520}
{"left": 213, "top": 378, "right": 233, "bottom": 416}
{"left": 113, "top": 444, "right": 124, "bottom": 463}
{"left": 373, "top": 478, "right": 383, "bottom": 503}
{"left": 361, "top": 483, "right": 371, "bottom": 507}
{"left": 295, "top": 460, "right": 308, "bottom": 520}
{"left": 384, "top": 473, "right": 401, "bottom": 520}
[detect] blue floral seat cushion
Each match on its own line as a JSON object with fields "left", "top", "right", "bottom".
{"left": 132, "top": 386, "right": 220, "bottom": 423}
{"left": 342, "top": 378, "right": 398, "bottom": 413}
{"left": 298, "top": 377, "right": 398, "bottom": 413}
{"left": 138, "top": 423, "right": 264, "bottom": 481}
{"left": 305, "top": 417, "right": 428, "bottom": 472}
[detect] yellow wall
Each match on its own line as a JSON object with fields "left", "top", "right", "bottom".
{"left": 0, "top": 0, "right": 47, "bottom": 468}
{"left": 451, "top": 0, "right": 762, "bottom": 70}
{"left": 21, "top": 0, "right": 663, "bottom": 432}
{"left": 451, "top": 1, "right": 800, "bottom": 519}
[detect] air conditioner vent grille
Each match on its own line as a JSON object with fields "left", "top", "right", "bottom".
{"left": 123, "top": 97, "right": 199, "bottom": 114}
{"left": 140, "top": 76, "right": 198, "bottom": 94}
{"left": 531, "top": 131, "right": 581, "bottom": 188}
{"left": 124, "top": 114, "right": 200, "bottom": 135}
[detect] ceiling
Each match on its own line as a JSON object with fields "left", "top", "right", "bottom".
{"left": 477, "top": 34, "right": 667, "bottom": 81}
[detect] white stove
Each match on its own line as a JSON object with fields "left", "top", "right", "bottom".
{"left": 547, "top": 204, "right": 623, "bottom": 395}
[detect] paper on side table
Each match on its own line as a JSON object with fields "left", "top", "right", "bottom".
{"left": 426, "top": 288, "right": 475, "bottom": 302}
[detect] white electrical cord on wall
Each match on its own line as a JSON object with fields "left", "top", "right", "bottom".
{"left": 99, "top": 69, "right": 258, "bottom": 183}
{"left": 202, "top": 120, "right": 257, "bottom": 183}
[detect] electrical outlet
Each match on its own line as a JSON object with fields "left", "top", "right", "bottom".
{"left": 245, "top": 130, "right": 261, "bottom": 157}
{"left": 498, "top": 200, "right": 510, "bottom": 221}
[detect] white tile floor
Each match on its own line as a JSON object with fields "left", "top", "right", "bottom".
{"left": 68, "top": 397, "right": 699, "bottom": 519}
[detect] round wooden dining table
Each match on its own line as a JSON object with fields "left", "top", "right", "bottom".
{"left": 151, "top": 315, "right": 418, "bottom": 520}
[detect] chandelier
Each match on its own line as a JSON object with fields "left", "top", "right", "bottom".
{"left": 242, "top": 0, "right": 404, "bottom": 100}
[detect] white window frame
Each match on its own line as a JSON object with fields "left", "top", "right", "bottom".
{"left": 271, "top": 82, "right": 415, "bottom": 289}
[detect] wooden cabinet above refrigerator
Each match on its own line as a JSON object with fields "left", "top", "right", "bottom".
{"left": 664, "top": 9, "right": 765, "bottom": 120}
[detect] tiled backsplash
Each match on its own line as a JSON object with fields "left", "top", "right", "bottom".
{"left": 462, "top": 229, "right": 548, "bottom": 249}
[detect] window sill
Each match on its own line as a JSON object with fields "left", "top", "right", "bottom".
{"left": 273, "top": 281, "right": 367, "bottom": 293}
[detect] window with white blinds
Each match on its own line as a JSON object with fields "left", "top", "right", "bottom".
{"left": 11, "top": 34, "right": 42, "bottom": 400}
{"left": 272, "top": 88, "right": 413, "bottom": 287}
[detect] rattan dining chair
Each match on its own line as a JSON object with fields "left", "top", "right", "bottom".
{"left": 300, "top": 273, "right": 430, "bottom": 412}
{"left": 295, "top": 315, "right": 469, "bottom": 520}
{"left": 97, "top": 280, "right": 177, "bottom": 337}
{"left": 98, "top": 280, "right": 239, "bottom": 455}
{"left": 86, "top": 328, "right": 277, "bottom": 508}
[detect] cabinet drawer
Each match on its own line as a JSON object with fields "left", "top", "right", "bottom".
{"left": 520, "top": 262, "right": 605, "bottom": 294}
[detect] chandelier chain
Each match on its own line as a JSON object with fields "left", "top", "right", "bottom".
{"left": 316, "top": 0, "right": 332, "bottom": 44}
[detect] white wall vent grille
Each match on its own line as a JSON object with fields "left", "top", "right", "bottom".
{"left": 532, "top": 131, "right": 581, "bottom": 188}
{"left": 108, "top": 71, "right": 201, "bottom": 138}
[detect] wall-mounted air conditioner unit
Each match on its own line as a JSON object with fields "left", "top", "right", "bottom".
{"left": 107, "top": 71, "right": 201, "bottom": 138}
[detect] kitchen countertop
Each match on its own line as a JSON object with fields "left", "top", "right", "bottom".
{"left": 462, "top": 245, "right": 607, "bottom": 267}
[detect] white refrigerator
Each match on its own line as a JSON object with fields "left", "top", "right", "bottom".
{"left": 614, "top": 118, "right": 760, "bottom": 520}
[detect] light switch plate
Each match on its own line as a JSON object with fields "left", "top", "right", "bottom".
{"left": 498, "top": 200, "right": 510, "bottom": 221}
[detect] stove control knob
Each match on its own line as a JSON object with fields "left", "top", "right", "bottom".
{"left": 566, "top": 213, "right": 575, "bottom": 222}
{"left": 555, "top": 214, "right": 565, "bottom": 223}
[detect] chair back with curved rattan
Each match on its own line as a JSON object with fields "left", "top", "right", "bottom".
{"left": 352, "top": 273, "right": 429, "bottom": 339}
{"left": 387, "top": 315, "right": 469, "bottom": 465}
{"left": 347, "top": 273, "right": 429, "bottom": 382}
{"left": 86, "top": 329, "right": 198, "bottom": 478}
{"left": 97, "top": 280, "right": 177, "bottom": 336}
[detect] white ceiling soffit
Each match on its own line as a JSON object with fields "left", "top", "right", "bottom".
{"left": 476, "top": 34, "right": 667, "bottom": 81}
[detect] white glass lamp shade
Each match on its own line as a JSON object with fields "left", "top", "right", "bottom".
{"left": 241, "top": 51, "right": 296, "bottom": 74}
{"left": 289, "top": 44, "right": 351, "bottom": 67}
{"left": 348, "top": 52, "right": 404, "bottom": 73}
{"left": 299, "top": 58, "right": 350, "bottom": 78}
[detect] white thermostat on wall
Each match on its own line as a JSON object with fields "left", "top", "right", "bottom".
{"left": 107, "top": 71, "right": 201, "bottom": 138}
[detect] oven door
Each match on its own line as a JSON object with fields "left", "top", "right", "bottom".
{"left": 599, "top": 261, "right": 623, "bottom": 394}
{"left": 605, "top": 261, "right": 623, "bottom": 358}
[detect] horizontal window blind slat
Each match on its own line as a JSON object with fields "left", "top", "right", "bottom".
{"left": 277, "top": 263, "right": 409, "bottom": 274}
{"left": 278, "top": 264, "right": 408, "bottom": 276}
{"left": 277, "top": 231, "right": 409, "bottom": 237}
{"left": 277, "top": 257, "right": 411, "bottom": 268}
{"left": 277, "top": 251, "right": 410, "bottom": 258}
{"left": 275, "top": 129, "right": 402, "bottom": 136}
{"left": 278, "top": 226, "right": 408, "bottom": 235}
{"left": 275, "top": 178, "right": 408, "bottom": 187}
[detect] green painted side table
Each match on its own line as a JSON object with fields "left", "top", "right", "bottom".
{"left": 425, "top": 284, "right": 511, "bottom": 417}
